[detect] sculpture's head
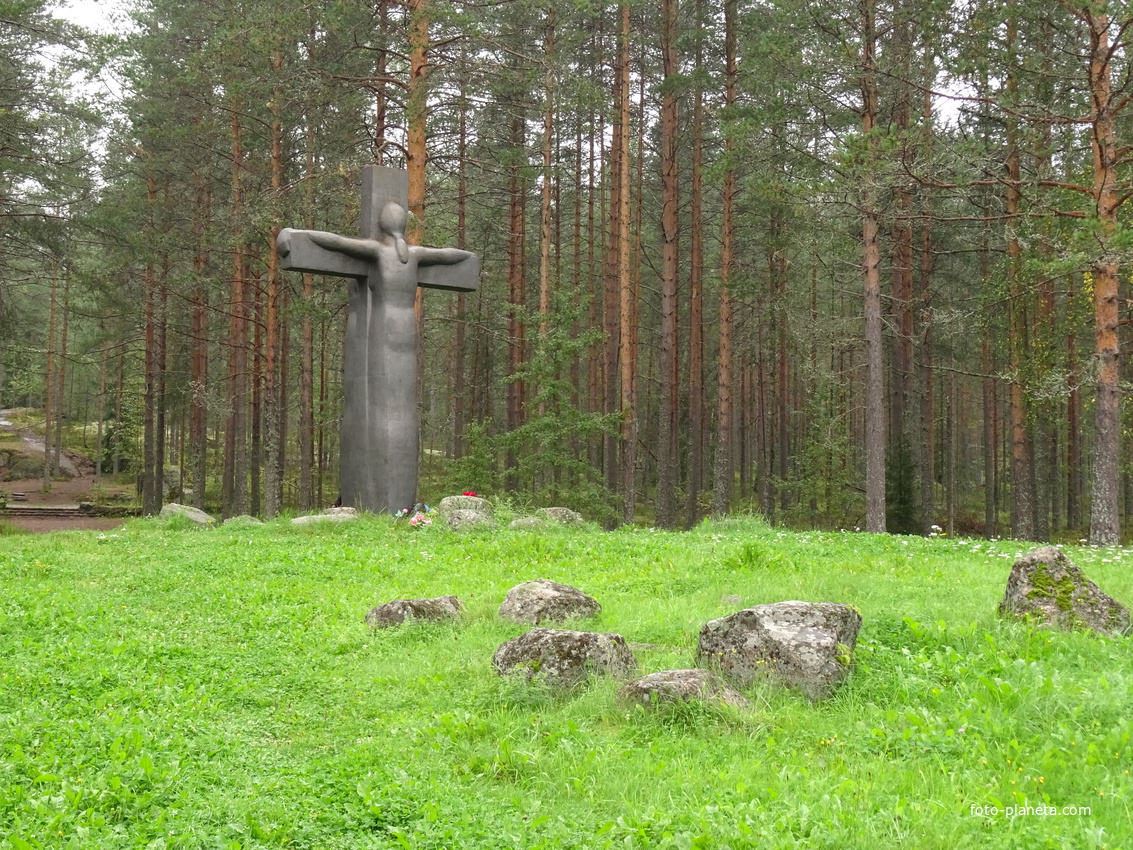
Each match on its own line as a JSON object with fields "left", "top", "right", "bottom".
{"left": 379, "top": 201, "right": 409, "bottom": 264}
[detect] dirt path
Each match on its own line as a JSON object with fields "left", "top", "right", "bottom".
{"left": 7, "top": 517, "right": 129, "bottom": 534}
{"left": 1, "top": 410, "right": 135, "bottom": 533}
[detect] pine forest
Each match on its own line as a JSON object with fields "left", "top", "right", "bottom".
{"left": 3, "top": 0, "right": 1132, "bottom": 541}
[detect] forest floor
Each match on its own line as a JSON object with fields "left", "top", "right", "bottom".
{"left": 0, "top": 408, "right": 133, "bottom": 533}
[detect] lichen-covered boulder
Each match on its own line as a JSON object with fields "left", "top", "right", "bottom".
{"left": 537, "top": 507, "right": 584, "bottom": 525}
{"left": 618, "top": 669, "right": 751, "bottom": 710}
{"left": 446, "top": 509, "right": 497, "bottom": 532}
{"left": 366, "top": 595, "right": 463, "bottom": 629}
{"left": 696, "top": 601, "right": 862, "bottom": 700}
{"left": 292, "top": 507, "right": 359, "bottom": 525}
{"left": 999, "top": 546, "right": 1130, "bottom": 637}
{"left": 509, "top": 516, "right": 547, "bottom": 531}
{"left": 492, "top": 628, "right": 637, "bottom": 689}
{"left": 438, "top": 495, "right": 492, "bottom": 516}
{"left": 159, "top": 503, "right": 215, "bottom": 525}
{"left": 499, "top": 579, "right": 601, "bottom": 624}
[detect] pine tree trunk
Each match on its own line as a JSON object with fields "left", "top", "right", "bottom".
{"left": 298, "top": 110, "right": 316, "bottom": 512}
{"left": 94, "top": 348, "right": 106, "bottom": 486}
{"left": 713, "top": 0, "right": 738, "bottom": 517}
{"left": 587, "top": 94, "right": 600, "bottom": 476}
{"left": 407, "top": 0, "right": 429, "bottom": 504}
{"left": 453, "top": 79, "right": 469, "bottom": 461}
{"left": 42, "top": 267, "right": 57, "bottom": 492}
{"left": 539, "top": 11, "right": 555, "bottom": 344}
{"left": 190, "top": 175, "right": 210, "bottom": 510}
{"left": 603, "top": 21, "right": 621, "bottom": 497}
{"left": 617, "top": 3, "right": 635, "bottom": 524}
{"left": 773, "top": 210, "right": 788, "bottom": 515}
{"left": 861, "top": 0, "right": 885, "bottom": 533}
{"left": 54, "top": 270, "right": 70, "bottom": 477}
{"left": 1087, "top": 9, "right": 1120, "bottom": 545}
{"left": 262, "top": 48, "right": 284, "bottom": 518}
{"left": 250, "top": 270, "right": 263, "bottom": 517}
{"left": 155, "top": 266, "right": 167, "bottom": 510}
{"left": 112, "top": 350, "right": 123, "bottom": 476}
{"left": 656, "top": 0, "right": 680, "bottom": 529}
{"left": 222, "top": 107, "right": 248, "bottom": 519}
{"left": 506, "top": 109, "right": 526, "bottom": 488}
{"left": 142, "top": 175, "right": 159, "bottom": 514}
{"left": 917, "top": 121, "right": 936, "bottom": 534}
{"left": 374, "top": 0, "right": 389, "bottom": 162}
{"left": 685, "top": 0, "right": 706, "bottom": 527}
{"left": 1005, "top": 13, "right": 1035, "bottom": 540}
{"left": 1067, "top": 272, "right": 1082, "bottom": 529}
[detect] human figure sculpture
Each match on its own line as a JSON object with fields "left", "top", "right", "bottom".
{"left": 276, "top": 165, "right": 480, "bottom": 514}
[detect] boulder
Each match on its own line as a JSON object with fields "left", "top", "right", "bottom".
{"left": 492, "top": 627, "right": 638, "bottom": 689}
{"left": 366, "top": 595, "right": 463, "bottom": 628}
{"left": 508, "top": 516, "right": 547, "bottom": 531}
{"left": 499, "top": 578, "right": 601, "bottom": 624}
{"left": 537, "top": 507, "right": 584, "bottom": 525}
{"left": 618, "top": 669, "right": 751, "bottom": 711}
{"left": 999, "top": 546, "right": 1130, "bottom": 637}
{"left": 292, "top": 507, "right": 359, "bottom": 525}
{"left": 159, "top": 503, "right": 215, "bottom": 525}
{"left": 446, "top": 509, "right": 497, "bottom": 532}
{"left": 438, "top": 495, "right": 493, "bottom": 516}
{"left": 223, "top": 514, "right": 264, "bottom": 526}
{"left": 696, "top": 601, "right": 862, "bottom": 700}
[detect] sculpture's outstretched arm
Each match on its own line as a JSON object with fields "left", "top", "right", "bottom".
{"left": 415, "top": 246, "right": 474, "bottom": 267}
{"left": 305, "top": 230, "right": 380, "bottom": 260}
{"left": 277, "top": 227, "right": 377, "bottom": 260}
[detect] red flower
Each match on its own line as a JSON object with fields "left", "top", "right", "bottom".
{"left": 463, "top": 490, "right": 477, "bottom": 497}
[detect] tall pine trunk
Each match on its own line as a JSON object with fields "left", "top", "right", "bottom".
{"left": 685, "top": 0, "right": 706, "bottom": 527}
{"left": 1087, "top": 9, "right": 1120, "bottom": 545}
{"left": 712, "top": 0, "right": 738, "bottom": 517}
{"left": 655, "top": 0, "right": 680, "bottom": 529}
{"left": 861, "top": 0, "right": 885, "bottom": 533}
{"left": 616, "top": 4, "right": 635, "bottom": 524}
{"left": 262, "top": 47, "right": 284, "bottom": 518}
{"left": 222, "top": 106, "right": 248, "bottom": 518}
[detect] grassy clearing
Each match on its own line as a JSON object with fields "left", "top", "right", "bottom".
{"left": 1, "top": 516, "right": 1131, "bottom": 848}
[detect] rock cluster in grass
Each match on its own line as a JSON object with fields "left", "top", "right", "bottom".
{"left": 159, "top": 503, "right": 215, "bottom": 525}
{"left": 292, "top": 506, "right": 359, "bottom": 525}
{"left": 492, "top": 627, "right": 638, "bottom": 688}
{"left": 358, "top": 563, "right": 862, "bottom": 706}
{"left": 696, "top": 601, "right": 862, "bottom": 701}
{"left": 618, "top": 669, "right": 750, "bottom": 710}
{"left": 499, "top": 579, "right": 602, "bottom": 624}
{"left": 366, "top": 595, "right": 464, "bottom": 628}
{"left": 999, "top": 546, "right": 1130, "bottom": 637}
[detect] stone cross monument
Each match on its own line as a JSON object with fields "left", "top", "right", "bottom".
{"left": 277, "top": 165, "right": 480, "bottom": 514}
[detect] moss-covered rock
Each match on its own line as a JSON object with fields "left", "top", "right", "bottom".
{"left": 366, "top": 595, "right": 463, "bottom": 628}
{"left": 498, "top": 578, "right": 601, "bottom": 624}
{"left": 998, "top": 546, "right": 1130, "bottom": 637}
{"left": 492, "top": 628, "right": 637, "bottom": 689}
{"left": 695, "top": 601, "right": 862, "bottom": 701}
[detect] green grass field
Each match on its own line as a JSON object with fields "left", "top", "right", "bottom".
{"left": 1, "top": 515, "right": 1131, "bottom": 848}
